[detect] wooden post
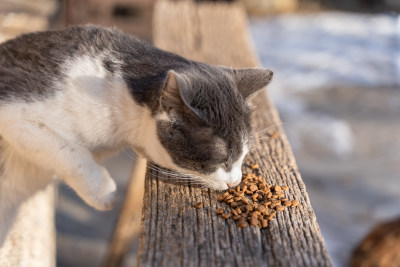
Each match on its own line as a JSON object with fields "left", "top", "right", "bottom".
{"left": 137, "top": 1, "right": 332, "bottom": 266}
{"left": 103, "top": 156, "right": 147, "bottom": 267}
{"left": 0, "top": 185, "right": 56, "bottom": 267}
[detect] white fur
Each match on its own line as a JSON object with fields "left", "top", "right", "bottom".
{"left": 203, "top": 144, "right": 248, "bottom": 190}
{"left": 0, "top": 55, "right": 148, "bottom": 245}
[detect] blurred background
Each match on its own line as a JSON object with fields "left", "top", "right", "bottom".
{"left": 0, "top": 0, "right": 399, "bottom": 266}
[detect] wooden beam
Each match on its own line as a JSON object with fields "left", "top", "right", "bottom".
{"left": 137, "top": 1, "right": 332, "bottom": 266}
{"left": 103, "top": 156, "right": 147, "bottom": 267}
{"left": 0, "top": 185, "right": 56, "bottom": 267}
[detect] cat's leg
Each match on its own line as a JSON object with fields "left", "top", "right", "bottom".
{"left": 1, "top": 123, "right": 117, "bottom": 211}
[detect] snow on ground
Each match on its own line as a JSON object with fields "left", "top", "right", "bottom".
{"left": 251, "top": 12, "right": 400, "bottom": 266}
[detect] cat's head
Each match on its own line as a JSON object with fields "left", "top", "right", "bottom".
{"left": 144, "top": 64, "right": 273, "bottom": 190}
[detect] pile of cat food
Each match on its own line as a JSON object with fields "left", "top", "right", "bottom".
{"left": 213, "top": 163, "right": 298, "bottom": 229}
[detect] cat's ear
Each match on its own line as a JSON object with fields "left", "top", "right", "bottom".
{"left": 230, "top": 68, "right": 273, "bottom": 100}
{"left": 161, "top": 70, "right": 201, "bottom": 118}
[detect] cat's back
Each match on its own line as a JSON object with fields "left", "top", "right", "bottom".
{"left": 0, "top": 25, "right": 147, "bottom": 102}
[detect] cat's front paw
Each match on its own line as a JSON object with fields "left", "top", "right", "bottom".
{"left": 92, "top": 188, "right": 118, "bottom": 211}
{"left": 83, "top": 167, "right": 118, "bottom": 211}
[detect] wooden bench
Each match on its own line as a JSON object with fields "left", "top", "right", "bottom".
{"left": 105, "top": 0, "right": 332, "bottom": 266}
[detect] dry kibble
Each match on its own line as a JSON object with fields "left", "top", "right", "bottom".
{"left": 250, "top": 217, "right": 259, "bottom": 226}
{"left": 216, "top": 208, "right": 224, "bottom": 215}
{"left": 246, "top": 204, "right": 253, "bottom": 212}
{"left": 269, "top": 203, "right": 277, "bottom": 209}
{"left": 231, "top": 202, "right": 239, "bottom": 208}
{"left": 194, "top": 202, "right": 203, "bottom": 209}
{"left": 232, "top": 215, "right": 241, "bottom": 220}
{"left": 245, "top": 190, "right": 253, "bottom": 195}
{"left": 261, "top": 220, "right": 269, "bottom": 228}
{"left": 236, "top": 208, "right": 243, "bottom": 215}
{"left": 238, "top": 220, "right": 248, "bottom": 228}
{"left": 250, "top": 163, "right": 259, "bottom": 169}
{"left": 266, "top": 215, "right": 275, "bottom": 220}
{"left": 276, "top": 205, "right": 284, "bottom": 211}
{"left": 217, "top": 195, "right": 225, "bottom": 202}
{"left": 234, "top": 191, "right": 244, "bottom": 197}
{"left": 225, "top": 195, "right": 233, "bottom": 200}
{"left": 252, "top": 211, "right": 261, "bottom": 217}
{"left": 257, "top": 205, "right": 266, "bottom": 213}
{"left": 222, "top": 213, "right": 231, "bottom": 219}
{"left": 249, "top": 184, "right": 258, "bottom": 192}
{"left": 234, "top": 196, "right": 242, "bottom": 202}
{"left": 270, "top": 132, "right": 279, "bottom": 138}
{"left": 214, "top": 161, "right": 298, "bottom": 229}
{"left": 283, "top": 201, "right": 292, "bottom": 207}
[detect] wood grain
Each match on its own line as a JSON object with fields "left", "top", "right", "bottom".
{"left": 138, "top": 1, "right": 332, "bottom": 266}
{"left": 0, "top": 185, "right": 55, "bottom": 267}
{"left": 103, "top": 156, "right": 147, "bottom": 267}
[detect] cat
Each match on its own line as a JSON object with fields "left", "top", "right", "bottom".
{"left": 0, "top": 25, "right": 273, "bottom": 246}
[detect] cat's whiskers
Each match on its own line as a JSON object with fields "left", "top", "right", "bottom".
{"left": 124, "top": 148, "right": 217, "bottom": 188}
{"left": 123, "top": 150, "right": 191, "bottom": 179}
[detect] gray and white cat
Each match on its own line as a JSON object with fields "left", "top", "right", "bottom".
{"left": 0, "top": 25, "right": 272, "bottom": 245}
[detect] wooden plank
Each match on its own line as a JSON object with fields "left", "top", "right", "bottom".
{"left": 138, "top": 1, "right": 332, "bottom": 266}
{"left": 0, "top": 185, "right": 56, "bottom": 267}
{"left": 103, "top": 156, "right": 147, "bottom": 267}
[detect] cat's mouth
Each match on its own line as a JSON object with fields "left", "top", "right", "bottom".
{"left": 166, "top": 164, "right": 242, "bottom": 191}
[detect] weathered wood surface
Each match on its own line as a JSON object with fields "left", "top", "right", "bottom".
{"left": 0, "top": 185, "right": 56, "bottom": 267}
{"left": 103, "top": 156, "right": 147, "bottom": 267}
{"left": 138, "top": 1, "right": 332, "bottom": 266}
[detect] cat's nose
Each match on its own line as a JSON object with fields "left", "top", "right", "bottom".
{"left": 227, "top": 183, "right": 236, "bottom": 188}
{"left": 226, "top": 179, "right": 241, "bottom": 188}
{"left": 227, "top": 169, "right": 243, "bottom": 188}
